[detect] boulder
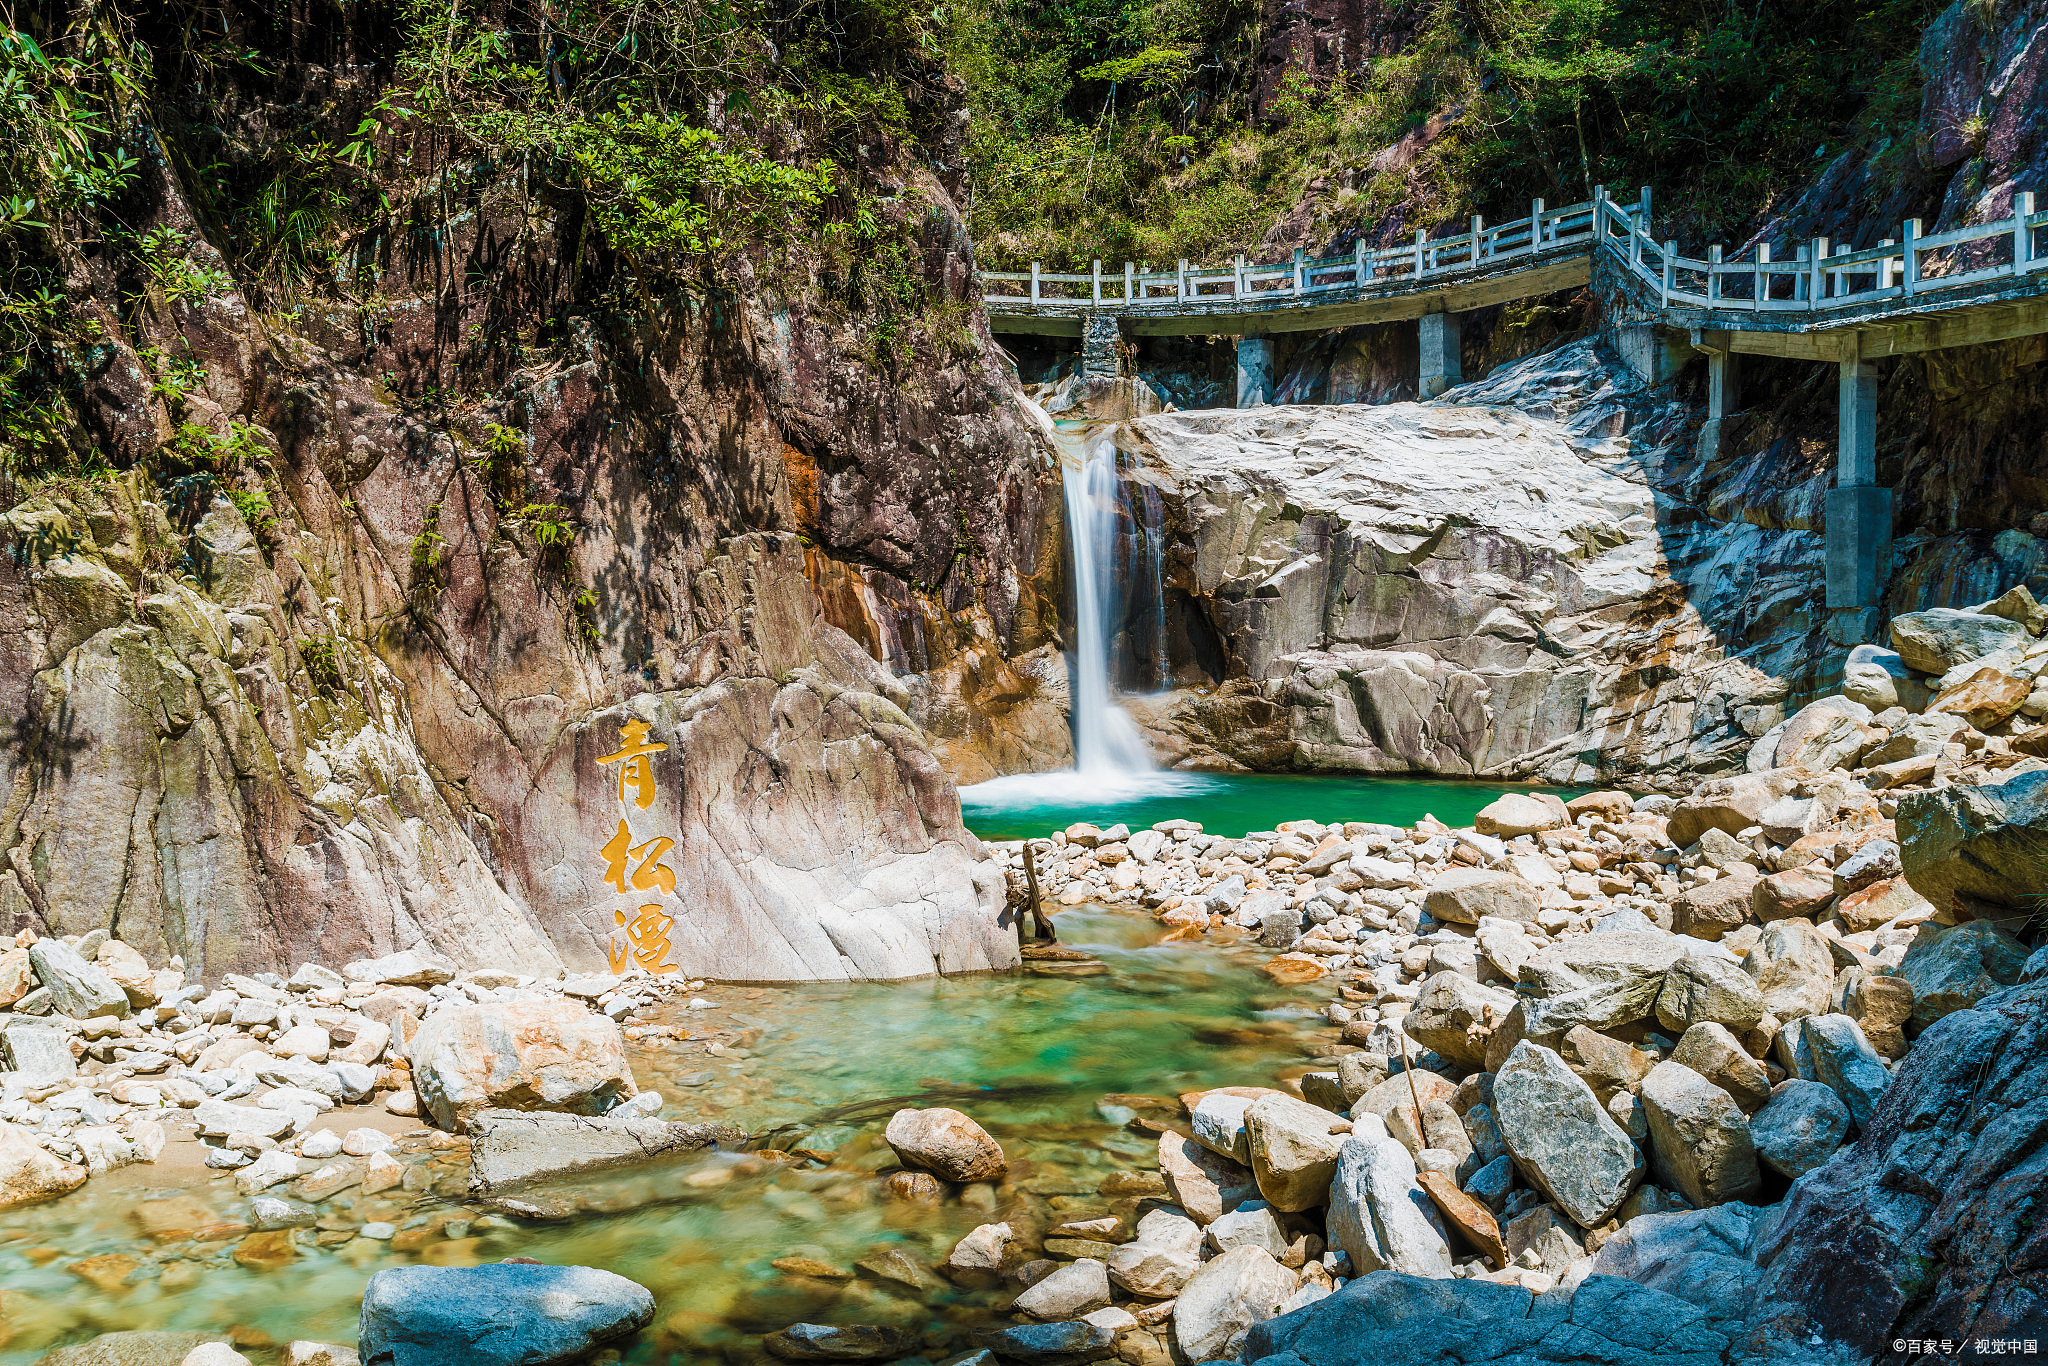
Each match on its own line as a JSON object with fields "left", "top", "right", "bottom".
{"left": 1655, "top": 953, "right": 1765, "bottom": 1034}
{"left": 1567, "top": 791, "right": 1636, "bottom": 822}
{"left": 941, "top": 1222, "right": 1013, "bottom": 1288}
{"left": 1799, "top": 1014, "right": 1891, "bottom": 1128}
{"left": 884, "top": 1108, "right": 1006, "bottom": 1182}
{"left": 1581, "top": 1203, "right": 1766, "bottom": 1339}
{"left": 1638, "top": 1062, "right": 1762, "bottom": 1208}
{"left": 1473, "top": 793, "right": 1568, "bottom": 837}
{"left": 1929, "top": 668, "right": 2031, "bottom": 730}
{"left": 26, "top": 940, "right": 129, "bottom": 1019}
{"left": 1772, "top": 698, "right": 1878, "bottom": 772}
{"left": 1517, "top": 931, "right": 1686, "bottom": 1037}
{"left": 1206, "top": 1202, "right": 1291, "bottom": 1257}
{"left": 1864, "top": 711, "right": 1967, "bottom": 766}
{"left": 1898, "top": 771, "right": 2048, "bottom": 916}
{"left": 1742, "top": 920, "right": 1836, "bottom": 1022}
{"left": 1244, "top": 1094, "right": 1347, "bottom": 1211}
{"left": 1666, "top": 770, "right": 1802, "bottom": 849}
{"left": 1325, "top": 1119, "right": 1451, "bottom": 1277}
{"left": 1492, "top": 1041, "right": 1643, "bottom": 1227}
{"left": 345, "top": 951, "right": 458, "bottom": 987}
{"left": 1013, "top": 1258, "right": 1112, "bottom": 1320}
{"left": 972, "top": 1321, "right": 1114, "bottom": 1366}
{"left": 0, "top": 1119, "right": 87, "bottom": 1208}
{"left": 1889, "top": 608, "right": 2027, "bottom": 675}
{"left": 1749, "top": 1079, "right": 1852, "bottom": 1179}
{"left": 764, "top": 1325, "right": 921, "bottom": 1361}
{"left": 1834, "top": 876, "right": 1936, "bottom": 934}
{"left": 1423, "top": 870, "right": 1539, "bottom": 925}
{"left": 1896, "top": 920, "right": 2030, "bottom": 1027}
{"left": 1670, "top": 1022, "right": 1772, "bottom": 1113}
{"left": 32, "top": 1333, "right": 239, "bottom": 1366}
{"left": 409, "top": 999, "right": 636, "bottom": 1133}
{"left": 2, "top": 1020, "right": 78, "bottom": 1085}
{"left": 357, "top": 1264, "right": 654, "bottom": 1365}
{"left": 1832, "top": 839, "right": 1902, "bottom": 896}
{"left": 1158, "top": 1129, "right": 1253, "bottom": 1226}
{"left": 1981, "top": 584, "right": 2048, "bottom": 633}
{"left": 1839, "top": 969, "right": 1915, "bottom": 1059}
{"left": 1350, "top": 1070, "right": 1459, "bottom": 1127}
{"left": 467, "top": 1109, "right": 737, "bottom": 1195}
{"left": 1752, "top": 867, "right": 1835, "bottom": 923}
{"left": 1107, "top": 1206, "right": 1202, "bottom": 1297}
{"left": 1401, "top": 973, "right": 1515, "bottom": 1070}
{"left": 1504, "top": 1203, "right": 1586, "bottom": 1274}
{"left": 1172, "top": 1244, "right": 1298, "bottom": 1362}
{"left": 1555, "top": 1026, "right": 1654, "bottom": 1103}
{"left": 1671, "top": 876, "right": 1756, "bottom": 942}
{"left": 1190, "top": 1092, "right": 1254, "bottom": 1164}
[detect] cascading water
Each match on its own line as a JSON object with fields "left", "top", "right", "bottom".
{"left": 1063, "top": 437, "right": 1156, "bottom": 774}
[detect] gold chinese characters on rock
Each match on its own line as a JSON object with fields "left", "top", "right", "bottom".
{"left": 596, "top": 718, "right": 683, "bottom": 975}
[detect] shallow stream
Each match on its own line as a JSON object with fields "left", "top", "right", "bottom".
{"left": 0, "top": 909, "right": 1331, "bottom": 1361}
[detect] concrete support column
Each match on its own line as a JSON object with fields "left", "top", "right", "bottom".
{"left": 1082, "top": 313, "right": 1123, "bottom": 379}
{"left": 1826, "top": 356, "right": 1889, "bottom": 646}
{"left": 1698, "top": 348, "right": 1739, "bottom": 459}
{"left": 1418, "top": 310, "right": 1462, "bottom": 399}
{"left": 1237, "top": 336, "right": 1274, "bottom": 408}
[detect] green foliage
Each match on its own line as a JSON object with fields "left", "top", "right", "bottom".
{"left": 410, "top": 501, "right": 447, "bottom": 598}
{"left": 298, "top": 633, "right": 346, "bottom": 694}
{"left": 163, "top": 417, "right": 267, "bottom": 476}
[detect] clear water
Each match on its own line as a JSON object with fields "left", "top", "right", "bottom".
{"left": 962, "top": 769, "right": 1584, "bottom": 842}
{"left": 0, "top": 910, "right": 1331, "bottom": 1361}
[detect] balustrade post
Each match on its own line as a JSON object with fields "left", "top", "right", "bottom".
{"left": 1354, "top": 238, "right": 1366, "bottom": 285}
{"left": 1902, "top": 219, "right": 1921, "bottom": 297}
{"left": 1293, "top": 247, "right": 1305, "bottom": 295}
{"left": 2018, "top": 192, "right": 2037, "bottom": 273}
{"left": 1531, "top": 199, "right": 1545, "bottom": 250}
{"left": 1470, "top": 215, "right": 1483, "bottom": 263}
{"left": 1662, "top": 241, "right": 1676, "bottom": 305}
{"left": 1811, "top": 238, "right": 1829, "bottom": 304}
{"left": 1754, "top": 242, "right": 1770, "bottom": 310}
{"left": 1413, "top": 229, "right": 1425, "bottom": 278}
{"left": 1708, "top": 245, "right": 1722, "bottom": 306}
{"left": 1030, "top": 262, "right": 1040, "bottom": 303}
{"left": 1178, "top": 259, "right": 1189, "bottom": 300}
{"left": 1124, "top": 261, "right": 1135, "bottom": 304}
{"left": 1638, "top": 186, "right": 1652, "bottom": 236}
{"left": 1793, "top": 243, "right": 1809, "bottom": 303}
{"left": 1092, "top": 260, "right": 1102, "bottom": 305}
{"left": 1235, "top": 254, "right": 1246, "bottom": 297}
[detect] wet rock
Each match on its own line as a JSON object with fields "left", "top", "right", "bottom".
{"left": 1245, "top": 1094, "right": 1347, "bottom": 1211}
{"left": 1473, "top": 793, "right": 1568, "bottom": 837}
{"left": 1670, "top": 1022, "right": 1772, "bottom": 1113}
{"left": 1158, "top": 1130, "right": 1253, "bottom": 1226}
{"left": 35, "top": 1332, "right": 238, "bottom": 1365}
{"left": 358, "top": 1264, "right": 654, "bottom": 1365}
{"left": 765, "top": 1324, "right": 921, "bottom": 1361}
{"left": 1013, "top": 1258, "right": 1112, "bottom": 1320}
{"left": 410, "top": 999, "right": 636, "bottom": 1133}
{"left": 1896, "top": 920, "right": 2030, "bottom": 1027}
{"left": 1742, "top": 920, "right": 1836, "bottom": 1022}
{"left": 1666, "top": 770, "right": 1802, "bottom": 849}
{"left": 881, "top": 1105, "right": 1007, "bottom": 1183}
{"left": 1799, "top": 1014, "right": 1891, "bottom": 1127}
{"left": 942, "top": 1222, "right": 1014, "bottom": 1288}
{"left": 1899, "top": 772, "right": 2048, "bottom": 919}
{"left": 27, "top": 940, "right": 129, "bottom": 1019}
{"left": 1639, "top": 1061, "right": 1762, "bottom": 1208}
{"left": 1655, "top": 953, "right": 1765, "bottom": 1034}
{"left": 468, "top": 1109, "right": 737, "bottom": 1195}
{"left": 1889, "top": 607, "right": 2027, "bottom": 674}
{"left": 1424, "top": 871, "right": 1539, "bottom": 925}
{"left": 971, "top": 1321, "right": 1114, "bottom": 1365}
{"left": 1750, "top": 1080, "right": 1851, "bottom": 1179}
{"left": 1172, "top": 1243, "right": 1298, "bottom": 1362}
{"left": 1493, "top": 1041, "right": 1642, "bottom": 1227}
{"left": 881, "top": 1170, "right": 944, "bottom": 1202}
{"left": 0, "top": 1120, "right": 87, "bottom": 1208}
{"left": 1108, "top": 1206, "right": 1202, "bottom": 1297}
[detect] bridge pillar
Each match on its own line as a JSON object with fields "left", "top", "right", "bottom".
{"left": 1698, "top": 347, "right": 1739, "bottom": 458}
{"left": 1826, "top": 355, "right": 1890, "bottom": 646}
{"left": 1418, "top": 311, "right": 1461, "bottom": 398}
{"left": 1082, "top": 313, "right": 1123, "bottom": 379}
{"left": 1237, "top": 336, "right": 1274, "bottom": 407}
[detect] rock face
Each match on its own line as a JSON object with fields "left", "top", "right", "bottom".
{"left": 883, "top": 1108, "right": 1008, "bottom": 1182}
{"left": 1898, "top": 771, "right": 2048, "bottom": 918}
{"left": 358, "top": 1264, "right": 655, "bottom": 1365}
{"left": 1492, "top": 1041, "right": 1644, "bottom": 1227}
{"left": 408, "top": 999, "right": 637, "bottom": 1133}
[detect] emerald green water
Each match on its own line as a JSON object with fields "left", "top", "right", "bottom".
{"left": 0, "top": 909, "right": 1332, "bottom": 1362}
{"left": 962, "top": 770, "right": 1580, "bottom": 841}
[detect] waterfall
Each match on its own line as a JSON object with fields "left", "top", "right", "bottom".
{"left": 1064, "top": 438, "right": 1155, "bottom": 773}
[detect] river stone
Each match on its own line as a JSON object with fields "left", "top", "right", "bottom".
{"left": 1190, "top": 1092, "right": 1253, "bottom": 1164}
{"left": 1655, "top": 952, "right": 1765, "bottom": 1034}
{"left": 764, "top": 1324, "right": 921, "bottom": 1361}
{"left": 1639, "top": 1061, "right": 1762, "bottom": 1208}
{"left": 1772, "top": 698, "right": 1879, "bottom": 772}
{"left": 1672, "top": 876, "right": 1756, "bottom": 942}
{"left": 1835, "top": 876, "right": 1936, "bottom": 934}
{"left": 359, "top": 1264, "right": 652, "bottom": 1364}
{"left": 1750, "top": 1080, "right": 1852, "bottom": 1179}
{"left": 409, "top": 998, "right": 636, "bottom": 1133}
{"left": 1889, "top": 607, "right": 2028, "bottom": 674}
{"left": 1753, "top": 867, "right": 1835, "bottom": 923}
{"left": 1504, "top": 1203, "right": 1586, "bottom": 1274}
{"left": 941, "top": 1222, "right": 1013, "bottom": 1288}
{"left": 1107, "top": 1206, "right": 1202, "bottom": 1297}
{"left": 1898, "top": 772, "right": 2048, "bottom": 917}
{"left": 1799, "top": 1014, "right": 1890, "bottom": 1128}
{"left": 468, "top": 1109, "right": 738, "bottom": 1194}
{"left": 0, "top": 1119, "right": 87, "bottom": 1208}
{"left": 1896, "top": 920, "right": 2030, "bottom": 1027}
{"left": 2, "top": 1020, "right": 78, "bottom": 1084}
{"left": 33, "top": 1332, "right": 239, "bottom": 1366}
{"left": 1518, "top": 931, "right": 1686, "bottom": 1038}
{"left": 196, "top": 1101, "right": 295, "bottom": 1140}
{"left": 1158, "top": 1130, "right": 1253, "bottom": 1225}
{"left": 1670, "top": 1022, "right": 1772, "bottom": 1113}
{"left": 1245, "top": 1094, "right": 1346, "bottom": 1211}
{"left": 883, "top": 1107, "right": 1006, "bottom": 1182}
{"left": 1207, "top": 1201, "right": 1290, "bottom": 1257}
{"left": 1742, "top": 920, "right": 1836, "bottom": 1022}
{"left": 1473, "top": 793, "right": 1568, "bottom": 837}
{"left": 1326, "top": 1119, "right": 1452, "bottom": 1276}
{"left": 1492, "top": 1040, "right": 1642, "bottom": 1227}
{"left": 1556, "top": 1026, "right": 1654, "bottom": 1103}
{"left": 1833, "top": 839, "right": 1902, "bottom": 896}
{"left": 1349, "top": 1070, "right": 1459, "bottom": 1127}
{"left": 1667, "top": 770, "right": 1802, "bottom": 848}
{"left": 26, "top": 940, "right": 129, "bottom": 1019}
{"left": 1012, "top": 1258, "right": 1111, "bottom": 1320}
{"left": 971, "top": 1321, "right": 1114, "bottom": 1366}
{"left": 1424, "top": 870, "right": 1539, "bottom": 925}
{"left": 1402, "top": 972, "right": 1515, "bottom": 1070}
{"left": 1175, "top": 1244, "right": 1297, "bottom": 1362}
{"left": 1839, "top": 969, "right": 1915, "bottom": 1059}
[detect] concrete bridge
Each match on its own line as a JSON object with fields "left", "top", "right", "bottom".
{"left": 978, "top": 187, "right": 2048, "bottom": 647}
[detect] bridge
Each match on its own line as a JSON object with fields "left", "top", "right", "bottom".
{"left": 977, "top": 186, "right": 2048, "bottom": 647}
